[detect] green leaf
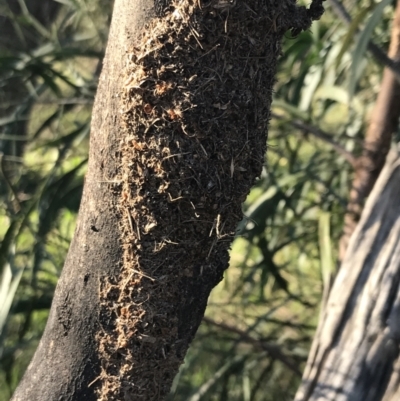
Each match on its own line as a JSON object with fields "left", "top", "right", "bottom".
{"left": 0, "top": 262, "right": 24, "bottom": 338}
{"left": 271, "top": 100, "right": 310, "bottom": 121}
{"left": 349, "top": 0, "right": 393, "bottom": 98}
{"left": 188, "top": 355, "right": 246, "bottom": 401}
{"left": 335, "top": 4, "right": 374, "bottom": 69}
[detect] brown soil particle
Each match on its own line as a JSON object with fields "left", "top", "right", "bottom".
{"left": 95, "top": 0, "right": 325, "bottom": 400}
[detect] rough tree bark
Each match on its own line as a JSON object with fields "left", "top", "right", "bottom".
{"left": 339, "top": 0, "right": 400, "bottom": 259}
{"left": 10, "top": 0, "right": 325, "bottom": 400}
{"left": 295, "top": 148, "right": 400, "bottom": 401}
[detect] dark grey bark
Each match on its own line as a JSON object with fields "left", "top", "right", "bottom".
{"left": 10, "top": 0, "right": 325, "bottom": 400}
{"left": 295, "top": 148, "right": 400, "bottom": 401}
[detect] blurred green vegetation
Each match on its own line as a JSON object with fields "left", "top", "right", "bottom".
{"left": 0, "top": 0, "right": 396, "bottom": 400}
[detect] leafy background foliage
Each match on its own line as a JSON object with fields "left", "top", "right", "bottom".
{"left": 0, "top": 0, "right": 395, "bottom": 399}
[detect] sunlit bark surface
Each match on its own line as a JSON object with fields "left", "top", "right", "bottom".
{"left": 296, "top": 148, "right": 400, "bottom": 401}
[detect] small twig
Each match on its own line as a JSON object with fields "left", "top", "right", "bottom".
{"left": 271, "top": 113, "right": 357, "bottom": 167}
{"left": 203, "top": 316, "right": 302, "bottom": 376}
{"left": 127, "top": 211, "right": 135, "bottom": 234}
{"left": 162, "top": 152, "right": 191, "bottom": 161}
{"left": 120, "top": 269, "right": 156, "bottom": 298}
{"left": 0, "top": 152, "right": 21, "bottom": 213}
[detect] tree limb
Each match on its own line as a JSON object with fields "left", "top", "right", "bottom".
{"left": 339, "top": 0, "right": 400, "bottom": 259}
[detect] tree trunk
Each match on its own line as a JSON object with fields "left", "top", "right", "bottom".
{"left": 339, "top": 0, "right": 400, "bottom": 260}
{"left": 11, "top": 0, "right": 325, "bottom": 400}
{"left": 295, "top": 148, "right": 400, "bottom": 401}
